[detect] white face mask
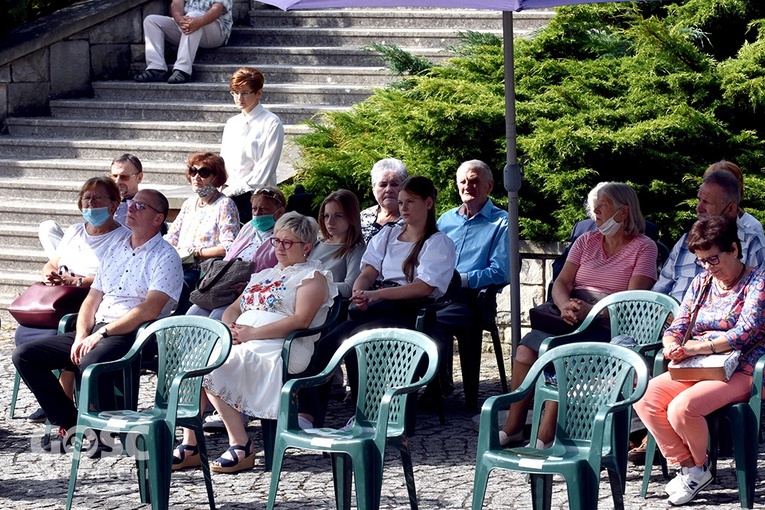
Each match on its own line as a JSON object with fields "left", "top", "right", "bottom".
{"left": 598, "top": 207, "right": 623, "bottom": 237}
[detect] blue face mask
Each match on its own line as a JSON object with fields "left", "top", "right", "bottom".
{"left": 251, "top": 214, "right": 275, "bottom": 232}
{"left": 82, "top": 207, "right": 111, "bottom": 227}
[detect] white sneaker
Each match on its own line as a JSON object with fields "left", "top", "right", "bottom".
{"left": 498, "top": 430, "right": 523, "bottom": 446}
{"left": 535, "top": 439, "right": 553, "bottom": 450}
{"left": 667, "top": 463, "right": 712, "bottom": 505}
{"left": 665, "top": 467, "right": 689, "bottom": 496}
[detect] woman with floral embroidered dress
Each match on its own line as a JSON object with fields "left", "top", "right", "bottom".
{"left": 172, "top": 212, "right": 338, "bottom": 474}
{"left": 634, "top": 216, "right": 765, "bottom": 506}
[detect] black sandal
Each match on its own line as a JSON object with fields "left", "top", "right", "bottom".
{"left": 172, "top": 444, "right": 201, "bottom": 471}
{"left": 210, "top": 439, "right": 255, "bottom": 473}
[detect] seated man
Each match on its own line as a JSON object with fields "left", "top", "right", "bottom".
{"left": 13, "top": 190, "right": 183, "bottom": 451}
{"left": 703, "top": 160, "right": 763, "bottom": 235}
{"left": 654, "top": 169, "right": 765, "bottom": 302}
{"left": 430, "top": 159, "right": 509, "bottom": 408}
{"left": 39, "top": 154, "right": 144, "bottom": 258}
{"left": 135, "top": 0, "right": 233, "bottom": 84}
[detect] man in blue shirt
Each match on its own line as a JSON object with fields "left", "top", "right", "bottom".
{"left": 428, "top": 159, "right": 509, "bottom": 409}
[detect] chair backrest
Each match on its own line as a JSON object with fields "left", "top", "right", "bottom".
{"left": 341, "top": 328, "right": 438, "bottom": 436}
{"left": 535, "top": 342, "right": 648, "bottom": 444}
{"left": 590, "top": 290, "right": 680, "bottom": 348}
{"left": 137, "top": 316, "right": 232, "bottom": 416}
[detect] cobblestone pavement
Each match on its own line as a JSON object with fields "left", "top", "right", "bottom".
{"left": 0, "top": 319, "right": 762, "bottom": 509}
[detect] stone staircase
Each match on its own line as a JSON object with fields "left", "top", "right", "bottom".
{"left": 0, "top": 7, "right": 553, "bottom": 317}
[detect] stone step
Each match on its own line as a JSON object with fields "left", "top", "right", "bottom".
{"left": 92, "top": 81, "right": 373, "bottom": 106}
{"left": 0, "top": 224, "right": 43, "bottom": 250}
{"left": 248, "top": 8, "right": 552, "bottom": 31}
{"left": 49, "top": 100, "right": 347, "bottom": 124}
{"left": 227, "top": 26, "right": 507, "bottom": 48}
{"left": 0, "top": 179, "right": 81, "bottom": 203}
{"left": 0, "top": 272, "right": 40, "bottom": 299}
{"left": 195, "top": 46, "right": 449, "bottom": 65}
{"left": 0, "top": 158, "right": 187, "bottom": 186}
{"left": 193, "top": 64, "right": 392, "bottom": 86}
{"left": 0, "top": 246, "right": 49, "bottom": 272}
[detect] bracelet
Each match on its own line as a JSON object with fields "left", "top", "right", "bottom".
{"left": 709, "top": 341, "right": 717, "bottom": 354}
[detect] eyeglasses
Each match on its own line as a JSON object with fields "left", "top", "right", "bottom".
{"left": 110, "top": 172, "right": 140, "bottom": 182}
{"left": 188, "top": 166, "right": 216, "bottom": 179}
{"left": 229, "top": 90, "right": 255, "bottom": 97}
{"left": 254, "top": 188, "right": 286, "bottom": 207}
{"left": 81, "top": 195, "right": 112, "bottom": 204}
{"left": 320, "top": 213, "right": 344, "bottom": 222}
{"left": 269, "top": 237, "right": 305, "bottom": 250}
{"left": 127, "top": 199, "right": 162, "bottom": 214}
{"left": 694, "top": 253, "right": 722, "bottom": 267}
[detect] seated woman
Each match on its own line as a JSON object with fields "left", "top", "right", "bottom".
{"left": 500, "top": 182, "right": 657, "bottom": 446}
{"left": 165, "top": 152, "right": 240, "bottom": 312}
{"left": 15, "top": 177, "right": 131, "bottom": 422}
{"left": 308, "top": 189, "right": 365, "bottom": 298}
{"left": 635, "top": 216, "right": 765, "bottom": 506}
{"left": 186, "top": 185, "right": 285, "bottom": 320}
{"left": 302, "top": 175, "right": 456, "bottom": 427}
{"left": 360, "top": 158, "right": 408, "bottom": 242}
{"left": 172, "top": 212, "right": 338, "bottom": 473}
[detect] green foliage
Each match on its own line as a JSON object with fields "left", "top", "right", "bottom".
{"left": 362, "top": 43, "right": 434, "bottom": 76}
{"left": 293, "top": 0, "right": 765, "bottom": 244}
{"left": 0, "top": 0, "right": 78, "bottom": 38}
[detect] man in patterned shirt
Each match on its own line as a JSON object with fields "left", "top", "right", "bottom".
{"left": 654, "top": 169, "right": 765, "bottom": 301}
{"left": 135, "top": 0, "right": 233, "bottom": 84}
{"left": 13, "top": 190, "right": 183, "bottom": 452}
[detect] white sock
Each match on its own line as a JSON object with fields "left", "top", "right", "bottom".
{"left": 688, "top": 465, "right": 704, "bottom": 475}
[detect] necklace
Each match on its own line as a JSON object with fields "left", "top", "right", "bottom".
{"left": 718, "top": 263, "right": 748, "bottom": 291}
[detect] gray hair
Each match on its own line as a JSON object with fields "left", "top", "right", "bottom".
{"left": 274, "top": 211, "right": 319, "bottom": 249}
{"left": 702, "top": 170, "right": 741, "bottom": 206}
{"left": 456, "top": 159, "right": 493, "bottom": 182}
{"left": 597, "top": 182, "right": 646, "bottom": 236}
{"left": 585, "top": 182, "right": 608, "bottom": 221}
{"left": 370, "top": 158, "right": 408, "bottom": 187}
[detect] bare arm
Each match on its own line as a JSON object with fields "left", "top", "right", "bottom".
{"left": 180, "top": 3, "right": 225, "bottom": 33}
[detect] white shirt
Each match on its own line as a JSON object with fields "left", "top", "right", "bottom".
{"left": 220, "top": 104, "right": 284, "bottom": 196}
{"left": 92, "top": 233, "right": 184, "bottom": 323}
{"left": 57, "top": 223, "right": 131, "bottom": 277}
{"left": 360, "top": 225, "right": 456, "bottom": 298}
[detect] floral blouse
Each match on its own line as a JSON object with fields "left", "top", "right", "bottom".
{"left": 360, "top": 204, "right": 405, "bottom": 244}
{"left": 665, "top": 268, "right": 765, "bottom": 375}
{"left": 165, "top": 194, "right": 240, "bottom": 252}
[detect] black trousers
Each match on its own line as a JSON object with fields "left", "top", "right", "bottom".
{"left": 12, "top": 323, "right": 138, "bottom": 430}
{"left": 232, "top": 191, "right": 253, "bottom": 224}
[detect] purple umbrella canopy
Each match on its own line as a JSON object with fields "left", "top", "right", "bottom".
{"left": 255, "top": 0, "right": 656, "bottom": 355}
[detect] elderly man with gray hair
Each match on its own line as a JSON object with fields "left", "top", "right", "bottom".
{"left": 424, "top": 159, "right": 509, "bottom": 409}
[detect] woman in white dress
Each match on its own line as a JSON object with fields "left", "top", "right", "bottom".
{"left": 172, "top": 212, "right": 338, "bottom": 473}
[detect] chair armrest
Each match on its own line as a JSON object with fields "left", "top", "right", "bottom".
{"left": 58, "top": 313, "right": 78, "bottom": 334}
{"left": 538, "top": 329, "right": 592, "bottom": 357}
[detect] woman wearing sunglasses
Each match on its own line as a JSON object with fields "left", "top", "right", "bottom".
{"left": 172, "top": 212, "right": 337, "bottom": 473}
{"left": 164, "top": 152, "right": 240, "bottom": 313}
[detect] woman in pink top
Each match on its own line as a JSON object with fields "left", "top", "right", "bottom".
{"left": 500, "top": 182, "right": 658, "bottom": 447}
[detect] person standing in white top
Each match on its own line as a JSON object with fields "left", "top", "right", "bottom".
{"left": 219, "top": 67, "right": 284, "bottom": 224}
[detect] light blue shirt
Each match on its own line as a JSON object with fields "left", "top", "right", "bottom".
{"left": 437, "top": 198, "right": 509, "bottom": 289}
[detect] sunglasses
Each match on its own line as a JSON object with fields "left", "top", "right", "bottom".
{"left": 188, "top": 166, "right": 216, "bottom": 179}
{"left": 254, "top": 188, "right": 286, "bottom": 207}
{"left": 127, "top": 199, "right": 162, "bottom": 214}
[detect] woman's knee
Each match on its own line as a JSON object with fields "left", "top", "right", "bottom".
{"left": 515, "top": 345, "right": 537, "bottom": 366}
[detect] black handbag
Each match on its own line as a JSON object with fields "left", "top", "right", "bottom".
{"left": 189, "top": 257, "right": 253, "bottom": 310}
{"left": 528, "top": 289, "right": 610, "bottom": 336}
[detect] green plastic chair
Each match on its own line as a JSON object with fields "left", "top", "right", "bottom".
{"left": 640, "top": 354, "right": 765, "bottom": 508}
{"left": 472, "top": 342, "right": 649, "bottom": 510}
{"left": 65, "top": 316, "right": 232, "bottom": 510}
{"left": 260, "top": 295, "right": 343, "bottom": 472}
{"left": 267, "top": 327, "right": 439, "bottom": 510}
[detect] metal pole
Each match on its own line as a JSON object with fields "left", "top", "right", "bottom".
{"left": 502, "top": 10, "right": 522, "bottom": 361}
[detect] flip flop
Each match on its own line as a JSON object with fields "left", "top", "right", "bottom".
{"left": 172, "top": 444, "right": 201, "bottom": 471}
{"left": 210, "top": 439, "right": 255, "bottom": 474}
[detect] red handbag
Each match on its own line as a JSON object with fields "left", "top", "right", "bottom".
{"left": 9, "top": 282, "right": 89, "bottom": 328}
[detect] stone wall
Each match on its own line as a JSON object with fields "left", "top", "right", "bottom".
{"left": 0, "top": 0, "right": 250, "bottom": 127}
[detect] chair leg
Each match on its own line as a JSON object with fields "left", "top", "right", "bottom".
{"left": 9, "top": 370, "right": 21, "bottom": 418}
{"left": 490, "top": 327, "right": 508, "bottom": 393}
{"left": 391, "top": 435, "right": 418, "bottom": 510}
{"left": 261, "top": 418, "right": 277, "bottom": 472}
{"left": 65, "top": 428, "right": 86, "bottom": 510}
{"left": 471, "top": 460, "right": 491, "bottom": 510}
{"left": 606, "top": 467, "right": 625, "bottom": 510}
{"left": 193, "top": 426, "right": 216, "bottom": 510}
{"left": 529, "top": 474, "right": 552, "bottom": 510}
{"left": 145, "top": 424, "right": 173, "bottom": 510}
{"left": 133, "top": 433, "right": 151, "bottom": 504}
{"left": 352, "top": 444, "right": 382, "bottom": 510}
{"left": 266, "top": 432, "right": 289, "bottom": 510}
{"left": 567, "top": 466, "right": 598, "bottom": 510}
{"left": 640, "top": 430, "right": 668, "bottom": 497}
{"left": 330, "top": 453, "right": 353, "bottom": 510}
{"left": 728, "top": 408, "right": 756, "bottom": 509}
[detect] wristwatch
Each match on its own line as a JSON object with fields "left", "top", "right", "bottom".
{"left": 99, "top": 328, "right": 109, "bottom": 338}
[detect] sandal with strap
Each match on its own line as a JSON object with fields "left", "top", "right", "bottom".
{"left": 172, "top": 444, "right": 201, "bottom": 471}
{"left": 210, "top": 439, "right": 255, "bottom": 474}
